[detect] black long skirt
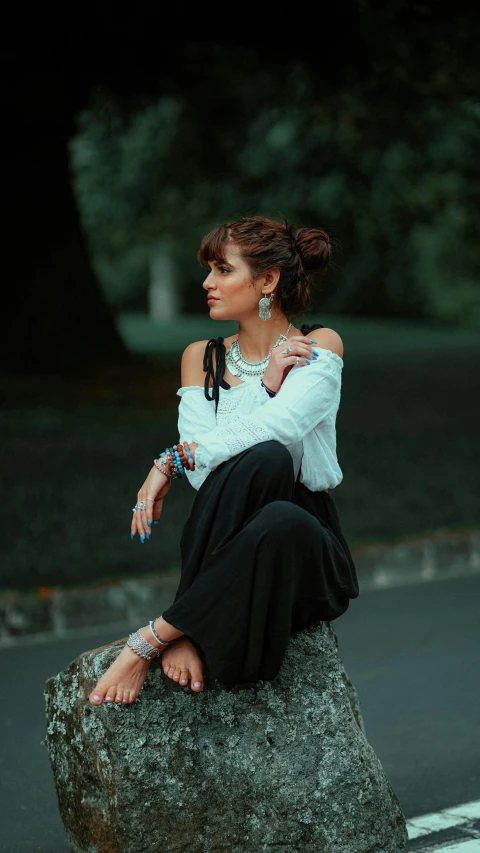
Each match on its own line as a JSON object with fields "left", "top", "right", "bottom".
{"left": 161, "top": 441, "right": 359, "bottom": 687}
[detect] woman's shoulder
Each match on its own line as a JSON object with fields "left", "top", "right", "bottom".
{"left": 308, "top": 327, "right": 344, "bottom": 360}
{"left": 181, "top": 339, "right": 211, "bottom": 387}
{"left": 181, "top": 336, "right": 231, "bottom": 389}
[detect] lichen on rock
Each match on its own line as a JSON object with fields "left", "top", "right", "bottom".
{"left": 44, "top": 621, "right": 408, "bottom": 853}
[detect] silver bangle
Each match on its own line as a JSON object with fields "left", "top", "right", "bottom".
{"left": 127, "top": 630, "right": 161, "bottom": 660}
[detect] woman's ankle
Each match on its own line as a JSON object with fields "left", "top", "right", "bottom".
{"left": 152, "top": 617, "right": 184, "bottom": 644}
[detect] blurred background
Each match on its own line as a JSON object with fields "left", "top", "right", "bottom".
{"left": 1, "top": 3, "right": 478, "bottom": 594}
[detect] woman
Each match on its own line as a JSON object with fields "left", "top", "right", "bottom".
{"left": 89, "top": 215, "right": 359, "bottom": 707}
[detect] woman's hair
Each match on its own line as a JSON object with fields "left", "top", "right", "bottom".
{"left": 198, "top": 215, "right": 331, "bottom": 319}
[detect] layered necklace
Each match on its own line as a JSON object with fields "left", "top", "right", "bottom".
{"left": 225, "top": 322, "right": 293, "bottom": 382}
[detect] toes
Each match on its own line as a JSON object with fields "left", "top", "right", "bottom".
{"left": 167, "top": 664, "right": 176, "bottom": 680}
{"left": 104, "top": 686, "right": 117, "bottom": 703}
{"left": 173, "top": 666, "right": 181, "bottom": 682}
{"left": 190, "top": 666, "right": 204, "bottom": 692}
{"left": 179, "top": 669, "right": 189, "bottom": 685}
{"left": 89, "top": 688, "right": 106, "bottom": 706}
{"left": 114, "top": 690, "right": 124, "bottom": 704}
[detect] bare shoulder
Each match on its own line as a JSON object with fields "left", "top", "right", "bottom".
{"left": 181, "top": 340, "right": 210, "bottom": 387}
{"left": 313, "top": 327, "right": 344, "bottom": 359}
{"left": 181, "top": 335, "right": 236, "bottom": 388}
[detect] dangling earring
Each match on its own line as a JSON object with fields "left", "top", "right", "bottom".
{"left": 258, "top": 292, "right": 274, "bottom": 321}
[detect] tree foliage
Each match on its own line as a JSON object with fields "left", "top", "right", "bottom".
{"left": 71, "top": 58, "right": 480, "bottom": 326}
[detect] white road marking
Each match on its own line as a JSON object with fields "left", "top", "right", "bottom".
{"left": 406, "top": 798, "right": 480, "bottom": 840}
{"left": 419, "top": 841, "right": 480, "bottom": 852}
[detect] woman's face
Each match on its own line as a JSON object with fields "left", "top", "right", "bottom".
{"left": 202, "top": 243, "right": 264, "bottom": 320}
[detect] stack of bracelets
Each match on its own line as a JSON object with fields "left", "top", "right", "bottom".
{"left": 154, "top": 442, "right": 195, "bottom": 480}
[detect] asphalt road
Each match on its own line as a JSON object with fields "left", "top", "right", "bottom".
{"left": 1, "top": 574, "right": 479, "bottom": 853}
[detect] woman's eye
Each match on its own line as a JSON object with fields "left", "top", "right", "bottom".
{"left": 219, "top": 267, "right": 230, "bottom": 274}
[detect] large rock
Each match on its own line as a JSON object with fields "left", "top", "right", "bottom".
{"left": 44, "top": 622, "right": 408, "bottom": 853}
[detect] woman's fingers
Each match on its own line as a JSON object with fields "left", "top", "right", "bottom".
{"left": 145, "top": 497, "right": 155, "bottom": 530}
{"left": 131, "top": 510, "right": 138, "bottom": 540}
{"left": 132, "top": 493, "right": 166, "bottom": 542}
{"left": 132, "top": 495, "right": 147, "bottom": 541}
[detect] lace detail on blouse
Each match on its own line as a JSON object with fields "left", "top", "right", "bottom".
{"left": 215, "top": 387, "right": 248, "bottom": 422}
{"left": 215, "top": 416, "right": 273, "bottom": 455}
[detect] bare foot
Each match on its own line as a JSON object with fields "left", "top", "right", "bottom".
{"left": 161, "top": 637, "right": 204, "bottom": 692}
{"left": 88, "top": 623, "right": 180, "bottom": 706}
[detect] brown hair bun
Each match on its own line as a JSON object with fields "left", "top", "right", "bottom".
{"left": 294, "top": 228, "right": 331, "bottom": 276}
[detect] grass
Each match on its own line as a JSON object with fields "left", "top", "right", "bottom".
{"left": 1, "top": 313, "right": 478, "bottom": 592}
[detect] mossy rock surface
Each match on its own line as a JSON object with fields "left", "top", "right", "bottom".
{"left": 44, "top": 622, "right": 408, "bottom": 853}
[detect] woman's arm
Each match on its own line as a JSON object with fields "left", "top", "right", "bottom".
{"left": 193, "top": 347, "right": 343, "bottom": 473}
{"left": 177, "top": 341, "right": 275, "bottom": 488}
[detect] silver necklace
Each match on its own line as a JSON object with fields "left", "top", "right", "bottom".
{"left": 225, "top": 322, "right": 293, "bottom": 381}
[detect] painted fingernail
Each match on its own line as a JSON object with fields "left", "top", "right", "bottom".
{"left": 308, "top": 338, "right": 317, "bottom": 343}
{"left": 153, "top": 521, "right": 159, "bottom": 525}
{"left": 305, "top": 360, "right": 311, "bottom": 365}
{"left": 130, "top": 532, "right": 135, "bottom": 539}
{"left": 147, "top": 519, "right": 151, "bottom": 527}
{"left": 312, "top": 353, "right": 319, "bottom": 359}
{"left": 140, "top": 536, "right": 145, "bottom": 544}
{"left": 312, "top": 349, "right": 319, "bottom": 355}
{"left": 145, "top": 531, "right": 150, "bottom": 540}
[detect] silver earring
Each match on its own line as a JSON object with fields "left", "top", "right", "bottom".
{"left": 258, "top": 293, "right": 273, "bottom": 321}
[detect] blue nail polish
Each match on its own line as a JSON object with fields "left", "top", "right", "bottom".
{"left": 153, "top": 521, "right": 159, "bottom": 525}
{"left": 146, "top": 531, "right": 150, "bottom": 540}
{"left": 140, "top": 536, "right": 145, "bottom": 544}
{"left": 308, "top": 338, "right": 317, "bottom": 343}
{"left": 305, "top": 360, "right": 311, "bottom": 365}
{"left": 130, "top": 532, "right": 134, "bottom": 540}
{"left": 147, "top": 519, "right": 151, "bottom": 527}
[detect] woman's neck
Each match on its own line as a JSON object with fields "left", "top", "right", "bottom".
{"left": 236, "top": 317, "right": 291, "bottom": 362}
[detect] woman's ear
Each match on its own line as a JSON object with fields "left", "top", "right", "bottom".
{"left": 264, "top": 267, "right": 281, "bottom": 290}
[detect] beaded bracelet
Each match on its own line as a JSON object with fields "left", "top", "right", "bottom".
{"left": 154, "top": 442, "right": 195, "bottom": 480}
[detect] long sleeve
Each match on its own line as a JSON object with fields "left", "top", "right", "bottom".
{"left": 177, "top": 379, "right": 272, "bottom": 490}
{"left": 194, "top": 348, "right": 343, "bottom": 473}
{"left": 177, "top": 386, "right": 218, "bottom": 490}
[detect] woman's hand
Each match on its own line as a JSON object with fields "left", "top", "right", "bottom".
{"left": 262, "top": 336, "right": 317, "bottom": 394}
{"left": 131, "top": 465, "right": 172, "bottom": 542}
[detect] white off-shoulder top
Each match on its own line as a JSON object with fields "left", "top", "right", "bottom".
{"left": 176, "top": 345, "right": 344, "bottom": 493}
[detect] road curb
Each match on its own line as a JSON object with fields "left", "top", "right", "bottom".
{"left": 1, "top": 526, "right": 479, "bottom": 647}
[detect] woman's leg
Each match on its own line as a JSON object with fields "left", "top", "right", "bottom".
{"left": 160, "top": 442, "right": 353, "bottom": 685}
{"left": 89, "top": 441, "right": 294, "bottom": 705}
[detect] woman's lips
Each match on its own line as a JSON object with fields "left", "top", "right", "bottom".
{"left": 207, "top": 297, "right": 219, "bottom": 302}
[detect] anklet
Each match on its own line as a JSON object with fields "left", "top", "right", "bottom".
{"left": 127, "top": 629, "right": 162, "bottom": 660}
{"left": 149, "top": 618, "right": 175, "bottom": 647}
